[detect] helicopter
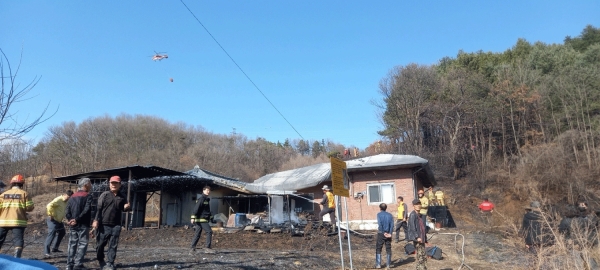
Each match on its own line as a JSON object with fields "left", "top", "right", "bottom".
{"left": 151, "top": 51, "right": 168, "bottom": 61}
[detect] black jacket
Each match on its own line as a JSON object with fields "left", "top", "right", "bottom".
{"left": 521, "top": 210, "right": 553, "bottom": 246}
{"left": 559, "top": 214, "right": 599, "bottom": 247}
{"left": 66, "top": 190, "right": 93, "bottom": 227}
{"left": 191, "top": 194, "right": 211, "bottom": 222}
{"left": 95, "top": 191, "right": 127, "bottom": 226}
{"left": 407, "top": 210, "right": 427, "bottom": 243}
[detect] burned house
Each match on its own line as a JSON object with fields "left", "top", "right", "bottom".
{"left": 53, "top": 154, "right": 439, "bottom": 231}
{"left": 243, "top": 154, "right": 437, "bottom": 230}
{"left": 54, "top": 165, "right": 249, "bottom": 228}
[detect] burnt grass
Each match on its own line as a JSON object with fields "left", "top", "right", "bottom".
{"left": 4, "top": 221, "right": 530, "bottom": 269}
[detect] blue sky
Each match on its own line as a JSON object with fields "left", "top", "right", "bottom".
{"left": 2, "top": 1, "right": 599, "bottom": 149}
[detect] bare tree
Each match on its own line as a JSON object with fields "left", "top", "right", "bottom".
{"left": 0, "top": 48, "right": 55, "bottom": 143}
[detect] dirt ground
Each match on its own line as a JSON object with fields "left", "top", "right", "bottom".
{"left": 0, "top": 219, "right": 536, "bottom": 270}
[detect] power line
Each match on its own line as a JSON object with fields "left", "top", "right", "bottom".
{"left": 179, "top": 0, "right": 304, "bottom": 139}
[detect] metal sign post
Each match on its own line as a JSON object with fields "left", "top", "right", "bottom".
{"left": 330, "top": 157, "right": 353, "bottom": 269}
{"left": 344, "top": 196, "right": 353, "bottom": 269}
{"left": 335, "top": 195, "right": 344, "bottom": 270}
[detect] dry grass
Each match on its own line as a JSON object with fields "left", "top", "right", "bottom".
{"left": 28, "top": 193, "right": 58, "bottom": 223}
{"left": 495, "top": 206, "right": 600, "bottom": 269}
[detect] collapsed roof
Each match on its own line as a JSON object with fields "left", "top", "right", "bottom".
{"left": 244, "top": 154, "right": 435, "bottom": 194}
{"left": 54, "top": 165, "right": 246, "bottom": 193}
{"left": 185, "top": 165, "right": 249, "bottom": 193}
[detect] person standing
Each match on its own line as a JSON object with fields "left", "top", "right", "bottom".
{"left": 44, "top": 190, "right": 73, "bottom": 257}
{"left": 190, "top": 186, "right": 215, "bottom": 254}
{"left": 558, "top": 199, "right": 596, "bottom": 248}
{"left": 375, "top": 203, "right": 394, "bottom": 269}
{"left": 434, "top": 188, "right": 445, "bottom": 206}
{"left": 318, "top": 185, "right": 336, "bottom": 231}
{"left": 65, "top": 178, "right": 93, "bottom": 270}
{"left": 407, "top": 199, "right": 428, "bottom": 270}
{"left": 394, "top": 196, "right": 408, "bottom": 243}
{"left": 478, "top": 198, "right": 495, "bottom": 227}
{"left": 426, "top": 187, "right": 436, "bottom": 206}
{"left": 0, "top": 174, "right": 35, "bottom": 258}
{"left": 417, "top": 189, "right": 429, "bottom": 230}
{"left": 92, "top": 176, "right": 130, "bottom": 270}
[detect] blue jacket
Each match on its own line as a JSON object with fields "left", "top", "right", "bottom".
{"left": 377, "top": 211, "right": 394, "bottom": 234}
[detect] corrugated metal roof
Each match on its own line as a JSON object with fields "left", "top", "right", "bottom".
{"left": 185, "top": 166, "right": 250, "bottom": 193}
{"left": 54, "top": 165, "right": 187, "bottom": 182}
{"left": 346, "top": 154, "right": 428, "bottom": 171}
{"left": 54, "top": 165, "right": 249, "bottom": 193}
{"left": 245, "top": 163, "right": 331, "bottom": 194}
{"left": 245, "top": 154, "right": 434, "bottom": 193}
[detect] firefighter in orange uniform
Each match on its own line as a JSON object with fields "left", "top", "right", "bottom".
{"left": 0, "top": 175, "right": 35, "bottom": 258}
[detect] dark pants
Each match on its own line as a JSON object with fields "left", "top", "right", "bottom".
{"left": 44, "top": 217, "right": 66, "bottom": 254}
{"left": 190, "top": 222, "right": 213, "bottom": 249}
{"left": 0, "top": 227, "right": 25, "bottom": 249}
{"left": 394, "top": 220, "right": 407, "bottom": 241}
{"left": 481, "top": 211, "right": 492, "bottom": 227}
{"left": 421, "top": 213, "right": 428, "bottom": 232}
{"left": 319, "top": 207, "right": 336, "bottom": 225}
{"left": 67, "top": 226, "right": 90, "bottom": 268}
{"left": 96, "top": 225, "right": 121, "bottom": 266}
{"left": 415, "top": 241, "right": 427, "bottom": 269}
{"left": 375, "top": 232, "right": 392, "bottom": 255}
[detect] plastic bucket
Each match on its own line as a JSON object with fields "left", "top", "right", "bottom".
{"left": 235, "top": 213, "right": 247, "bottom": 227}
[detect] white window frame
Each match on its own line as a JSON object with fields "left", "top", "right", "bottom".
{"left": 367, "top": 183, "right": 396, "bottom": 205}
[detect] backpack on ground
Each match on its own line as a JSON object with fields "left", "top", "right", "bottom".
{"left": 404, "top": 243, "right": 415, "bottom": 255}
{"left": 426, "top": 246, "right": 443, "bottom": 260}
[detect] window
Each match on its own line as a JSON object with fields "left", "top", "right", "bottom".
{"left": 367, "top": 183, "right": 395, "bottom": 204}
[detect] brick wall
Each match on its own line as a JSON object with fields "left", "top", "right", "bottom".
{"left": 344, "top": 168, "right": 416, "bottom": 222}
{"left": 299, "top": 168, "right": 425, "bottom": 225}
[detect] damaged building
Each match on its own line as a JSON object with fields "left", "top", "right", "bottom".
{"left": 53, "top": 154, "right": 440, "bottom": 231}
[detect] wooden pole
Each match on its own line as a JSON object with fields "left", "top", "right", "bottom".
{"left": 125, "top": 170, "right": 132, "bottom": 230}
{"left": 158, "top": 186, "right": 163, "bottom": 229}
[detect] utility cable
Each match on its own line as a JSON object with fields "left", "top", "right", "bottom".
{"left": 179, "top": 0, "right": 304, "bottom": 139}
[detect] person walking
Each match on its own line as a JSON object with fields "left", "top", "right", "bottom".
{"left": 318, "top": 185, "right": 336, "bottom": 231}
{"left": 0, "top": 174, "right": 35, "bottom": 258}
{"left": 92, "top": 176, "right": 130, "bottom": 270}
{"left": 407, "top": 199, "right": 428, "bottom": 270}
{"left": 394, "top": 196, "right": 408, "bottom": 243}
{"left": 190, "top": 186, "right": 215, "bottom": 254}
{"left": 65, "top": 178, "right": 93, "bottom": 270}
{"left": 44, "top": 189, "right": 73, "bottom": 257}
{"left": 478, "top": 198, "right": 495, "bottom": 228}
{"left": 375, "top": 203, "right": 394, "bottom": 269}
{"left": 520, "top": 201, "right": 548, "bottom": 253}
{"left": 417, "top": 189, "right": 429, "bottom": 230}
